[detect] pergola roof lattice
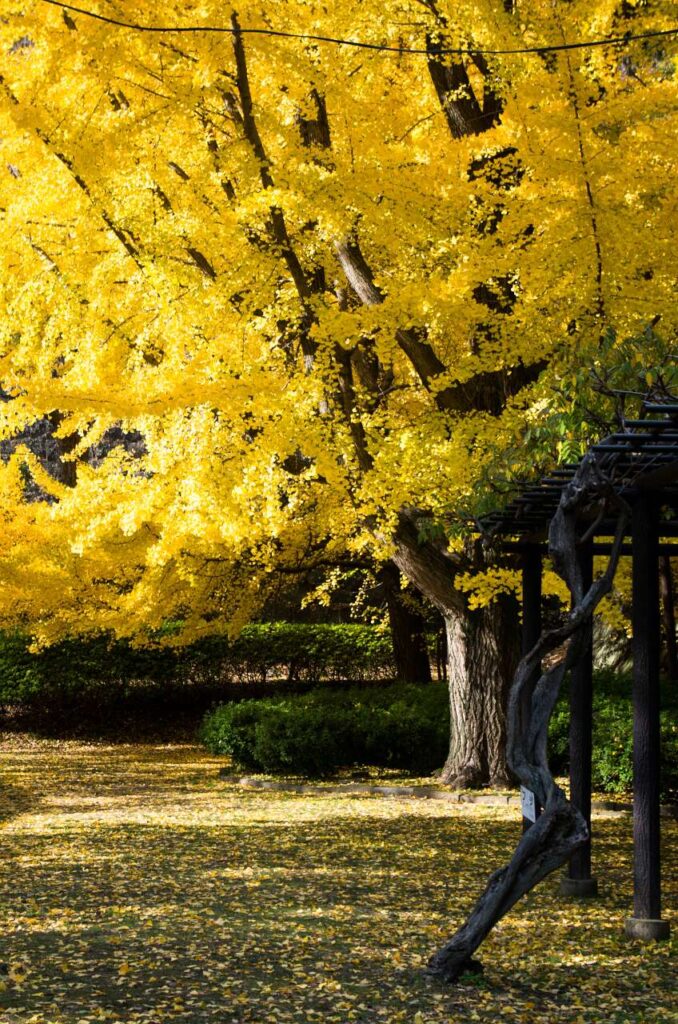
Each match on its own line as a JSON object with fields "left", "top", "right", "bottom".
{"left": 482, "top": 402, "right": 678, "bottom": 547}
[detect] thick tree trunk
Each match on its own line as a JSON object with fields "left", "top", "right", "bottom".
{"left": 391, "top": 514, "right": 517, "bottom": 786}
{"left": 441, "top": 596, "right": 519, "bottom": 787}
{"left": 380, "top": 563, "right": 432, "bottom": 684}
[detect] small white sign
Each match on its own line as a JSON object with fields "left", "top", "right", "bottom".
{"left": 520, "top": 786, "right": 537, "bottom": 823}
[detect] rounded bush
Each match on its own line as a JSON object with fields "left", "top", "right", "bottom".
{"left": 200, "top": 682, "right": 449, "bottom": 776}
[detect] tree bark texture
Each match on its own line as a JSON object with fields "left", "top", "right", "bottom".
{"left": 390, "top": 514, "right": 519, "bottom": 785}
{"left": 427, "top": 454, "right": 630, "bottom": 981}
{"left": 441, "top": 596, "right": 519, "bottom": 787}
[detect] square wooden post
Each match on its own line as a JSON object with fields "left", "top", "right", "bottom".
{"left": 625, "top": 492, "right": 670, "bottom": 940}
{"left": 521, "top": 544, "right": 542, "bottom": 831}
{"left": 561, "top": 539, "right": 598, "bottom": 897}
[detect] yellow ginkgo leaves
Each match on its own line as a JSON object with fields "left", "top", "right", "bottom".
{"left": 0, "top": 0, "right": 675, "bottom": 651}
{"left": 0, "top": 740, "right": 676, "bottom": 1023}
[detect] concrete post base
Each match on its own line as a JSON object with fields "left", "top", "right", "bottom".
{"left": 559, "top": 875, "right": 599, "bottom": 898}
{"left": 625, "top": 918, "right": 670, "bottom": 941}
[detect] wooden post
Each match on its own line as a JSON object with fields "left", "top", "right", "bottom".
{"left": 625, "top": 493, "right": 670, "bottom": 940}
{"left": 561, "top": 540, "right": 598, "bottom": 897}
{"left": 521, "top": 544, "right": 541, "bottom": 832}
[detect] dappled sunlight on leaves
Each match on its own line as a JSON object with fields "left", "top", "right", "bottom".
{"left": 0, "top": 742, "right": 675, "bottom": 1023}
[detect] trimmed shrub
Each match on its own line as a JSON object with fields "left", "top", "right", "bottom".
{"left": 188, "top": 623, "right": 396, "bottom": 684}
{"left": 548, "top": 669, "right": 678, "bottom": 799}
{"left": 0, "top": 631, "right": 177, "bottom": 708}
{"left": 200, "top": 682, "right": 449, "bottom": 775}
{"left": 0, "top": 622, "right": 398, "bottom": 714}
{"left": 203, "top": 668, "right": 678, "bottom": 790}
{"left": 0, "top": 623, "right": 400, "bottom": 739}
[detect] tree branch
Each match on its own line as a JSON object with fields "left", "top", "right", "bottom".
{"left": 334, "top": 239, "right": 545, "bottom": 415}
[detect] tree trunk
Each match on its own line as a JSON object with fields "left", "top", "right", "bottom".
{"left": 441, "top": 596, "right": 519, "bottom": 787}
{"left": 391, "top": 514, "right": 518, "bottom": 787}
{"left": 380, "top": 563, "right": 432, "bottom": 684}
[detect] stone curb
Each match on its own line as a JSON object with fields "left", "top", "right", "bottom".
{"left": 218, "top": 772, "right": 678, "bottom": 817}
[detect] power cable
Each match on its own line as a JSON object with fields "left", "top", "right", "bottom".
{"left": 37, "top": 0, "right": 678, "bottom": 57}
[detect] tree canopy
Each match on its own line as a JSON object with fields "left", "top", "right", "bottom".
{"left": 0, "top": 0, "right": 676, "bottom": 645}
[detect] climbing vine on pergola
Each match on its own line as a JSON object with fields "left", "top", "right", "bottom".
{"left": 429, "top": 400, "right": 676, "bottom": 981}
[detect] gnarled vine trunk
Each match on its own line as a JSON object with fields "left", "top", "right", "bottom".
{"left": 427, "top": 454, "right": 629, "bottom": 982}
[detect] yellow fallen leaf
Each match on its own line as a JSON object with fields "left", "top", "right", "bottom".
{"left": 8, "top": 963, "right": 29, "bottom": 983}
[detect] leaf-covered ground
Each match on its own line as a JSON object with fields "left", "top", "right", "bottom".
{"left": 0, "top": 740, "right": 675, "bottom": 1024}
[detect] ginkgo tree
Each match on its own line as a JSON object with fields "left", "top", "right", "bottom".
{"left": 0, "top": 0, "right": 676, "bottom": 786}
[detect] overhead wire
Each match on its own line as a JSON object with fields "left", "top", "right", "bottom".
{"left": 37, "top": 0, "right": 678, "bottom": 57}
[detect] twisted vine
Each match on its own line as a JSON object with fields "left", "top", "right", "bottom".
{"left": 427, "top": 452, "right": 630, "bottom": 981}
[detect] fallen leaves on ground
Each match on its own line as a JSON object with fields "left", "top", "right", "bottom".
{"left": 0, "top": 740, "right": 675, "bottom": 1024}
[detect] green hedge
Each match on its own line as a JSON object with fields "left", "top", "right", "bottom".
{"left": 0, "top": 623, "right": 397, "bottom": 710}
{"left": 187, "top": 623, "right": 396, "bottom": 684}
{"left": 200, "top": 682, "right": 449, "bottom": 775}
{"left": 0, "top": 631, "right": 177, "bottom": 706}
{"left": 202, "top": 669, "right": 678, "bottom": 793}
{"left": 549, "top": 669, "right": 678, "bottom": 799}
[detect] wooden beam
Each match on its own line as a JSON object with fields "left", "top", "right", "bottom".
{"left": 500, "top": 542, "right": 678, "bottom": 556}
{"left": 659, "top": 554, "right": 678, "bottom": 683}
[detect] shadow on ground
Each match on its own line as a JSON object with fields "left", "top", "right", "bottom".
{"left": 0, "top": 743, "right": 674, "bottom": 1024}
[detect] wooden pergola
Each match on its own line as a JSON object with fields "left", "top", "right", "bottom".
{"left": 482, "top": 401, "right": 677, "bottom": 941}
